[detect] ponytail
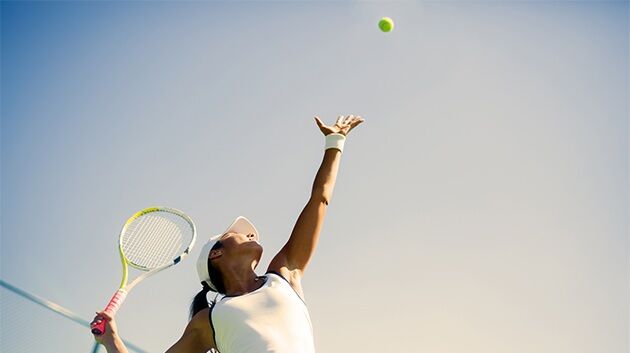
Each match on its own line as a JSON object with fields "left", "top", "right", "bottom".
{"left": 189, "top": 282, "right": 212, "bottom": 319}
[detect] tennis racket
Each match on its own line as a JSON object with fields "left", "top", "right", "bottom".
{"left": 91, "top": 206, "right": 197, "bottom": 335}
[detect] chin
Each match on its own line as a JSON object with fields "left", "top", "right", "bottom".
{"left": 242, "top": 241, "right": 263, "bottom": 254}
{"left": 248, "top": 241, "right": 263, "bottom": 250}
{"left": 253, "top": 244, "right": 263, "bottom": 260}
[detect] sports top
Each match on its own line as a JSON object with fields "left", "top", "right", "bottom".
{"left": 209, "top": 272, "right": 316, "bottom": 353}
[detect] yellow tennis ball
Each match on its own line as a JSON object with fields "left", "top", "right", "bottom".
{"left": 379, "top": 17, "right": 394, "bottom": 32}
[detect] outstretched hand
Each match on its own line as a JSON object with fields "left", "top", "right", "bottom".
{"left": 314, "top": 115, "right": 365, "bottom": 137}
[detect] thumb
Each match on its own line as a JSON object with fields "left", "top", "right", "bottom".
{"left": 314, "top": 116, "right": 324, "bottom": 128}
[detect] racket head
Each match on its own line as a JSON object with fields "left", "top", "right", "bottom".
{"left": 118, "top": 207, "right": 197, "bottom": 271}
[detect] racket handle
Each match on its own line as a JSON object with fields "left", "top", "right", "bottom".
{"left": 91, "top": 289, "right": 128, "bottom": 335}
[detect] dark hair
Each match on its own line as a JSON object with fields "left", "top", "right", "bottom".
{"left": 189, "top": 241, "right": 225, "bottom": 319}
{"left": 189, "top": 282, "right": 212, "bottom": 319}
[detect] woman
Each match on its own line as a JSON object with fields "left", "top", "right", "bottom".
{"left": 91, "top": 115, "right": 365, "bottom": 353}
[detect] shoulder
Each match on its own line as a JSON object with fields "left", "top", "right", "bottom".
{"left": 188, "top": 307, "right": 216, "bottom": 350}
{"left": 266, "top": 268, "right": 306, "bottom": 302}
{"left": 165, "top": 308, "right": 216, "bottom": 353}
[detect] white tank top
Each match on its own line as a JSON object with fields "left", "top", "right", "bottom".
{"left": 210, "top": 272, "right": 316, "bottom": 353}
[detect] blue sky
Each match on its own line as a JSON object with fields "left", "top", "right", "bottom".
{"left": 1, "top": 1, "right": 628, "bottom": 353}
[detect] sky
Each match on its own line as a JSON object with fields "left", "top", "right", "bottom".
{"left": 1, "top": 1, "right": 628, "bottom": 353}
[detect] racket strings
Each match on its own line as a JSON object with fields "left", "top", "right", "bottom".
{"left": 134, "top": 216, "right": 180, "bottom": 263}
{"left": 127, "top": 215, "right": 184, "bottom": 267}
{"left": 142, "top": 218, "right": 182, "bottom": 266}
{"left": 124, "top": 216, "right": 184, "bottom": 268}
{"left": 121, "top": 212, "right": 193, "bottom": 269}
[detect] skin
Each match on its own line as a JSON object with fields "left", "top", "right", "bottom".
{"left": 91, "top": 115, "right": 365, "bottom": 353}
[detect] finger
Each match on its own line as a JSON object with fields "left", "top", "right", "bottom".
{"left": 336, "top": 115, "right": 344, "bottom": 125}
{"left": 348, "top": 118, "right": 364, "bottom": 131}
{"left": 350, "top": 115, "right": 363, "bottom": 124}
{"left": 96, "top": 311, "right": 113, "bottom": 321}
{"left": 92, "top": 312, "right": 103, "bottom": 321}
{"left": 351, "top": 116, "right": 364, "bottom": 125}
{"left": 314, "top": 116, "right": 324, "bottom": 128}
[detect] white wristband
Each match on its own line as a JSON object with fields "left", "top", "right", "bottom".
{"left": 325, "top": 133, "right": 346, "bottom": 153}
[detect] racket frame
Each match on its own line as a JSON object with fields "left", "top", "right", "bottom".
{"left": 117, "top": 206, "right": 196, "bottom": 291}
{"left": 91, "top": 206, "right": 196, "bottom": 335}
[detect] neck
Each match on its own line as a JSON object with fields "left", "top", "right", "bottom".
{"left": 221, "top": 261, "right": 263, "bottom": 296}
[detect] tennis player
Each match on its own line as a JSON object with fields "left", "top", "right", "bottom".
{"left": 91, "top": 115, "right": 364, "bottom": 353}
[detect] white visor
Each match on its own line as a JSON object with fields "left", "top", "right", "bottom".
{"left": 196, "top": 216, "right": 260, "bottom": 292}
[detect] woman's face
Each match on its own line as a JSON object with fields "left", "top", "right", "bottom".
{"left": 220, "top": 231, "right": 258, "bottom": 246}
{"left": 213, "top": 231, "right": 263, "bottom": 265}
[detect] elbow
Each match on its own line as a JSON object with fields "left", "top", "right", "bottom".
{"left": 310, "top": 192, "right": 330, "bottom": 206}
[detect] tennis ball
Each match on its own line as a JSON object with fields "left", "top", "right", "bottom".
{"left": 379, "top": 17, "right": 394, "bottom": 32}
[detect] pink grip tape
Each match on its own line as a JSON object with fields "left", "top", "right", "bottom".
{"left": 91, "top": 290, "right": 127, "bottom": 336}
{"left": 104, "top": 289, "right": 127, "bottom": 317}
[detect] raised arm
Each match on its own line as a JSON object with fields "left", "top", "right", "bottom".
{"left": 268, "top": 115, "right": 364, "bottom": 280}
